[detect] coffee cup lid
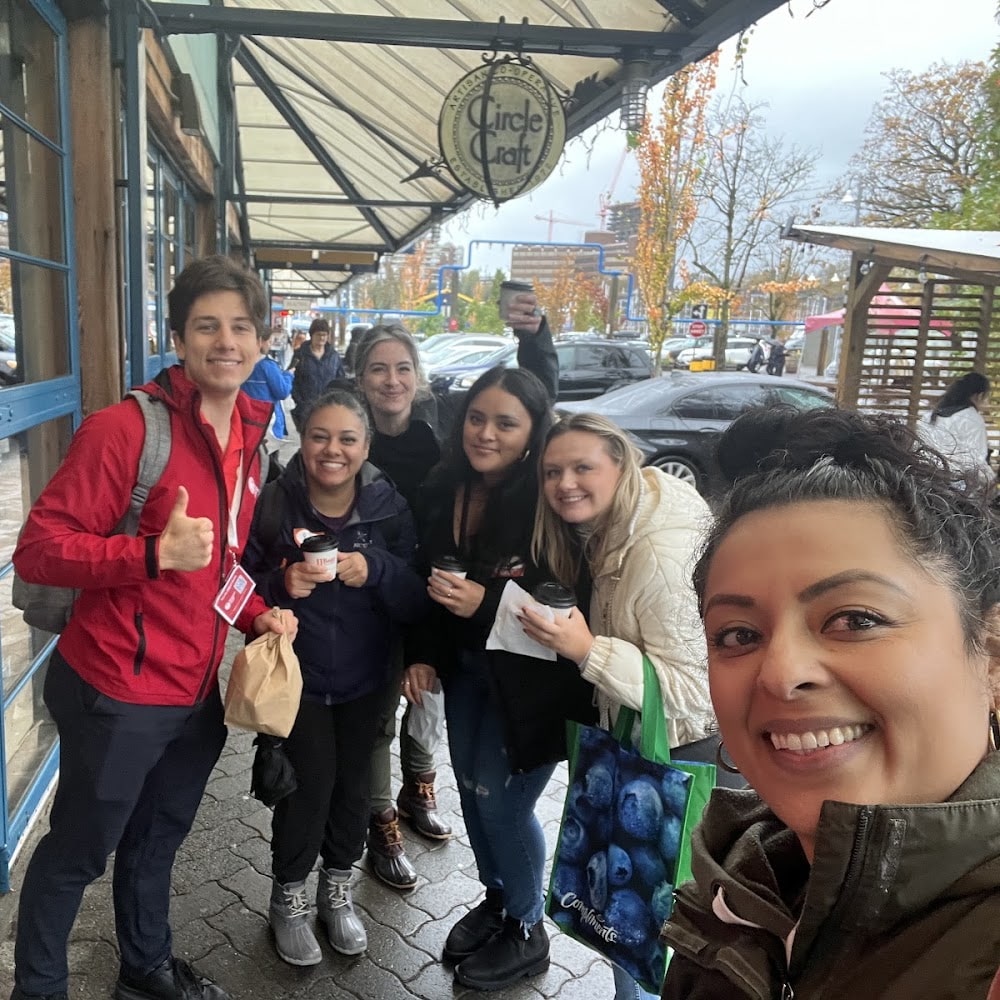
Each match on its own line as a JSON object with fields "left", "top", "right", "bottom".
{"left": 531, "top": 582, "right": 576, "bottom": 608}
{"left": 432, "top": 555, "right": 466, "bottom": 571}
{"left": 500, "top": 280, "right": 533, "bottom": 292}
{"left": 301, "top": 533, "right": 338, "bottom": 553}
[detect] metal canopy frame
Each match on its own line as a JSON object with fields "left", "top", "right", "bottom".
{"left": 140, "top": 0, "right": 787, "bottom": 284}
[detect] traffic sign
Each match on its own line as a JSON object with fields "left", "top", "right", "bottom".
{"left": 689, "top": 320, "right": 707, "bottom": 337}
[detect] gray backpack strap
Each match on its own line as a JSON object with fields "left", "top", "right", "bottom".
{"left": 122, "top": 389, "right": 172, "bottom": 535}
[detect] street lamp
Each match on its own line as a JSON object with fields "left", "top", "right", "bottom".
{"left": 841, "top": 182, "right": 863, "bottom": 225}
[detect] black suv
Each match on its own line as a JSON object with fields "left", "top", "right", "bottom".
{"left": 435, "top": 338, "right": 652, "bottom": 402}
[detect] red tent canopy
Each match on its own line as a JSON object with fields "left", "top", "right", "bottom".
{"left": 804, "top": 286, "right": 952, "bottom": 336}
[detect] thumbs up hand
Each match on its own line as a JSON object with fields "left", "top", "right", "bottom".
{"left": 157, "top": 486, "right": 215, "bottom": 572}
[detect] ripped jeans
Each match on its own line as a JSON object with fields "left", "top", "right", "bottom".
{"left": 444, "top": 649, "right": 556, "bottom": 926}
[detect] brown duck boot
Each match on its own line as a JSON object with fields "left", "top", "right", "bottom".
{"left": 366, "top": 806, "right": 417, "bottom": 890}
{"left": 397, "top": 770, "right": 452, "bottom": 840}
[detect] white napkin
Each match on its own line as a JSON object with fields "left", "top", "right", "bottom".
{"left": 485, "top": 580, "right": 556, "bottom": 661}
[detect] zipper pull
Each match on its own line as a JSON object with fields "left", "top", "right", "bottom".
{"left": 781, "top": 983, "right": 795, "bottom": 1000}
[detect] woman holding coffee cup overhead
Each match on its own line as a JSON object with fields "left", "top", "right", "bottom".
{"left": 521, "top": 412, "right": 717, "bottom": 1000}
{"left": 345, "top": 293, "right": 559, "bottom": 892}
{"left": 242, "top": 389, "right": 430, "bottom": 967}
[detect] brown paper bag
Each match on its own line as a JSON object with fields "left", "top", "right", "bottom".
{"left": 224, "top": 629, "right": 302, "bottom": 737}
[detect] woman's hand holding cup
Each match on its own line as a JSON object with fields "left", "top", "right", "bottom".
{"left": 284, "top": 560, "right": 332, "bottom": 599}
{"left": 428, "top": 568, "right": 484, "bottom": 619}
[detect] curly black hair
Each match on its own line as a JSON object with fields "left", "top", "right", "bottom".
{"left": 694, "top": 405, "right": 1000, "bottom": 652}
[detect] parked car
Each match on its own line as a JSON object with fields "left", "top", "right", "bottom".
{"left": 0, "top": 314, "right": 19, "bottom": 385}
{"left": 426, "top": 340, "right": 513, "bottom": 374}
{"left": 420, "top": 333, "right": 508, "bottom": 363}
{"left": 558, "top": 371, "right": 835, "bottom": 494}
{"left": 434, "top": 338, "right": 652, "bottom": 402}
{"left": 673, "top": 336, "right": 758, "bottom": 370}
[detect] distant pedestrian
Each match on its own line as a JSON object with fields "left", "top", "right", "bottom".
{"left": 746, "top": 338, "right": 767, "bottom": 373}
{"left": 290, "top": 319, "right": 345, "bottom": 433}
{"left": 918, "top": 371, "right": 992, "bottom": 484}
{"left": 243, "top": 328, "right": 294, "bottom": 458}
{"left": 766, "top": 337, "right": 786, "bottom": 377}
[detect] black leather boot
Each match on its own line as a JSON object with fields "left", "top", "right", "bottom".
{"left": 365, "top": 806, "right": 417, "bottom": 890}
{"left": 453, "top": 916, "right": 549, "bottom": 991}
{"left": 442, "top": 887, "right": 505, "bottom": 962}
{"left": 113, "top": 956, "right": 229, "bottom": 999}
{"left": 397, "top": 770, "right": 452, "bottom": 840}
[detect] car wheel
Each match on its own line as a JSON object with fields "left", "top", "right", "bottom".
{"left": 651, "top": 455, "right": 700, "bottom": 490}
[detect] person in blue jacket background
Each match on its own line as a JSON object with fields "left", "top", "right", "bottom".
{"left": 242, "top": 388, "right": 430, "bottom": 968}
{"left": 243, "top": 327, "right": 294, "bottom": 452}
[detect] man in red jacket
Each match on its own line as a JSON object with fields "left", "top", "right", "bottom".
{"left": 9, "top": 257, "right": 298, "bottom": 1000}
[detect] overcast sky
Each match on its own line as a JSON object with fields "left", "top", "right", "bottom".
{"left": 441, "top": 0, "right": 997, "bottom": 272}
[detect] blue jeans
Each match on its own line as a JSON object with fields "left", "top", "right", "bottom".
{"left": 444, "top": 650, "right": 555, "bottom": 926}
{"left": 612, "top": 963, "right": 659, "bottom": 1000}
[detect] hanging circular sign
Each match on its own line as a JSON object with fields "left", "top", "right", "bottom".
{"left": 439, "top": 59, "right": 567, "bottom": 206}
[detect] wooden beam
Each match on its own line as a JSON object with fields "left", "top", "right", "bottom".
{"left": 253, "top": 248, "right": 378, "bottom": 268}
{"left": 68, "top": 14, "right": 121, "bottom": 413}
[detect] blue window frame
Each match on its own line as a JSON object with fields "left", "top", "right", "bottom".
{"left": 0, "top": 0, "right": 78, "bottom": 893}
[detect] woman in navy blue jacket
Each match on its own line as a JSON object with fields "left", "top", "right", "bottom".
{"left": 243, "top": 388, "right": 429, "bottom": 968}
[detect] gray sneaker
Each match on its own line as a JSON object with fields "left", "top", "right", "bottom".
{"left": 316, "top": 867, "right": 367, "bottom": 955}
{"left": 269, "top": 879, "right": 322, "bottom": 966}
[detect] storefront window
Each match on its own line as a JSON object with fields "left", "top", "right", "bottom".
{"left": 145, "top": 146, "right": 203, "bottom": 372}
{"left": 3, "top": 643, "right": 55, "bottom": 815}
{"left": 0, "top": 0, "right": 60, "bottom": 145}
{"left": 0, "top": 0, "right": 73, "bottom": 886}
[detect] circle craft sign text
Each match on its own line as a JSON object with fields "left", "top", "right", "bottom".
{"left": 439, "top": 61, "right": 567, "bottom": 204}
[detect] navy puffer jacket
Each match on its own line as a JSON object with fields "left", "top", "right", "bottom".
{"left": 243, "top": 455, "right": 430, "bottom": 704}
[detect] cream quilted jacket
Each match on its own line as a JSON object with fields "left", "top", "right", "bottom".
{"left": 579, "top": 466, "right": 715, "bottom": 747}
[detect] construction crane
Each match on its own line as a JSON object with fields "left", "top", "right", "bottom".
{"left": 534, "top": 210, "right": 596, "bottom": 241}
{"left": 598, "top": 147, "right": 629, "bottom": 228}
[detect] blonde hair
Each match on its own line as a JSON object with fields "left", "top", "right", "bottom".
{"left": 355, "top": 323, "right": 431, "bottom": 401}
{"left": 531, "top": 412, "right": 645, "bottom": 587}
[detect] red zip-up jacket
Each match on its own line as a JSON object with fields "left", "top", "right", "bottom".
{"left": 13, "top": 365, "right": 272, "bottom": 706}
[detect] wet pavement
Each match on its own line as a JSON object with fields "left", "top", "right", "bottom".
{"left": 0, "top": 646, "right": 617, "bottom": 999}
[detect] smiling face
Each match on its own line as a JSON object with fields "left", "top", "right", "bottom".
{"left": 301, "top": 404, "right": 370, "bottom": 496}
{"left": 702, "top": 499, "right": 994, "bottom": 860}
{"left": 359, "top": 339, "right": 417, "bottom": 423}
{"left": 542, "top": 430, "right": 623, "bottom": 525}
{"left": 462, "top": 385, "right": 532, "bottom": 484}
{"left": 173, "top": 290, "right": 258, "bottom": 401}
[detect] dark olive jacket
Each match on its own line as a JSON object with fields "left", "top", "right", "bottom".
{"left": 661, "top": 753, "right": 1000, "bottom": 1000}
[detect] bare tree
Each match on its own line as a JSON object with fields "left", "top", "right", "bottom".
{"left": 687, "top": 97, "right": 817, "bottom": 359}
{"left": 841, "top": 60, "right": 987, "bottom": 226}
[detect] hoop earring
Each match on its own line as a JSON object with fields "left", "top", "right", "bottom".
{"left": 990, "top": 710, "right": 1000, "bottom": 752}
{"left": 716, "top": 742, "right": 741, "bottom": 775}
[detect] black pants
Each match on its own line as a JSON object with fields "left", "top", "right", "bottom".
{"left": 271, "top": 686, "right": 384, "bottom": 883}
{"left": 14, "top": 651, "right": 226, "bottom": 996}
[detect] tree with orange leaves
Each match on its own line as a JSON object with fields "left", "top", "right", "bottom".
{"left": 633, "top": 51, "right": 719, "bottom": 373}
{"left": 399, "top": 239, "right": 432, "bottom": 312}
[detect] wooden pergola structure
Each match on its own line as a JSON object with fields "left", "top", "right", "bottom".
{"left": 783, "top": 226, "right": 1000, "bottom": 432}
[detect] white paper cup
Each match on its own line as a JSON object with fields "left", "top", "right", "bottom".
{"left": 302, "top": 546, "right": 338, "bottom": 581}
{"left": 432, "top": 566, "right": 468, "bottom": 580}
